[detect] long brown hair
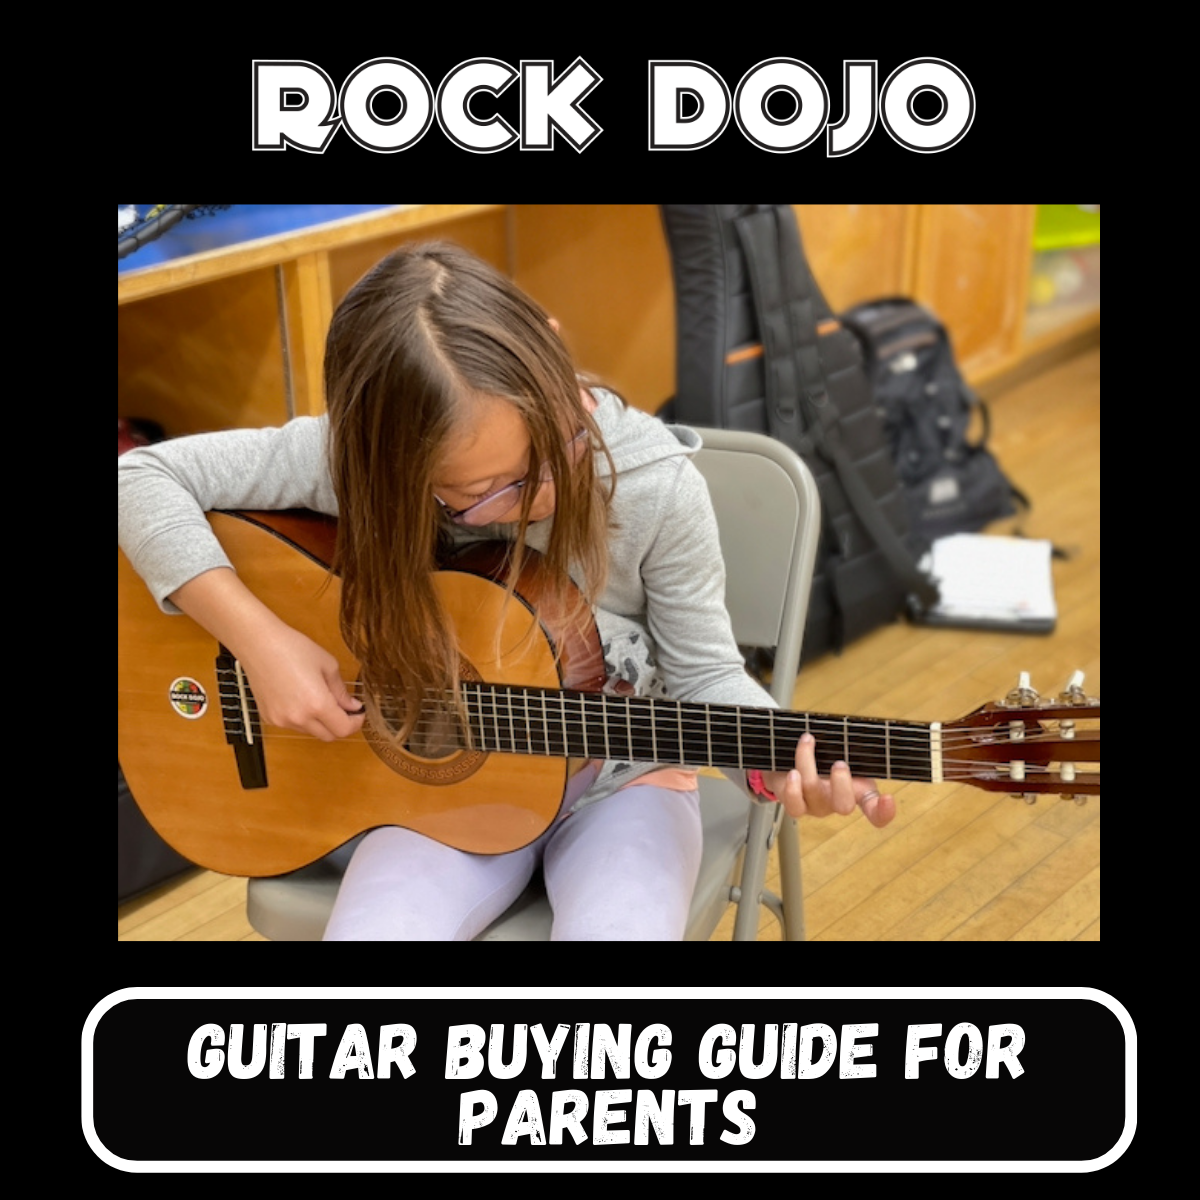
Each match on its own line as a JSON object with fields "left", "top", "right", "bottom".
{"left": 324, "top": 240, "right": 612, "bottom": 741}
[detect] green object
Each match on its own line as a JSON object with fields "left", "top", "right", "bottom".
{"left": 1033, "top": 205, "right": 1100, "bottom": 250}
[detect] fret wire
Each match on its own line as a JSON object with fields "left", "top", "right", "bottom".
{"left": 397, "top": 685, "right": 958, "bottom": 785}
{"left": 447, "top": 687, "right": 941, "bottom": 780}
{"left": 554, "top": 698, "right": 929, "bottom": 742}
{"left": 457, "top": 689, "right": 937, "bottom": 743}
{"left": 374, "top": 685, "right": 967, "bottom": 737}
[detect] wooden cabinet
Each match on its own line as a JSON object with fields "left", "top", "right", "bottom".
{"left": 117, "top": 206, "right": 509, "bottom": 434}
{"left": 793, "top": 204, "right": 920, "bottom": 309}
{"left": 509, "top": 205, "right": 676, "bottom": 410}
{"left": 909, "top": 204, "right": 1038, "bottom": 383}
{"left": 117, "top": 203, "right": 1097, "bottom": 432}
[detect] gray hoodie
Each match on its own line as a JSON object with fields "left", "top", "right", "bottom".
{"left": 117, "top": 387, "right": 776, "bottom": 809}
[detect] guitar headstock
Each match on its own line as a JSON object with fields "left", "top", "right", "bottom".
{"left": 943, "top": 672, "right": 1099, "bottom": 803}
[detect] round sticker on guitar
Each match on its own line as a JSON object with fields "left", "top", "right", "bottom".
{"left": 169, "top": 677, "right": 208, "bottom": 719}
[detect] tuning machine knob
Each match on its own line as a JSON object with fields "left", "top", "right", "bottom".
{"left": 1004, "top": 672, "right": 1040, "bottom": 708}
{"left": 1059, "top": 670, "right": 1089, "bottom": 704}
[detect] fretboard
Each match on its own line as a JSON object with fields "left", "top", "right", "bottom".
{"left": 454, "top": 683, "right": 936, "bottom": 783}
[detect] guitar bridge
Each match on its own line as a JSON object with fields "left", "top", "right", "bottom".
{"left": 216, "top": 646, "right": 268, "bottom": 789}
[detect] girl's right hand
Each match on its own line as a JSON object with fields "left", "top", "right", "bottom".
{"left": 238, "top": 623, "right": 366, "bottom": 742}
{"left": 168, "top": 567, "right": 366, "bottom": 743}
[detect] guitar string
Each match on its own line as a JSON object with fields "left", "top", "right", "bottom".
{"left": 199, "top": 702, "right": 1096, "bottom": 781}
{"left": 338, "top": 680, "right": 1095, "bottom": 740}
{"left": 203, "top": 690, "right": 1084, "bottom": 761}
{"left": 198, "top": 686, "right": 1094, "bottom": 780}
{"left": 202, "top": 699, "right": 1098, "bottom": 784}
{"left": 199, "top": 675, "right": 1094, "bottom": 755}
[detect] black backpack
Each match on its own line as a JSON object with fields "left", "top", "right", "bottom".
{"left": 840, "top": 297, "right": 1029, "bottom": 540}
{"left": 660, "top": 204, "right": 938, "bottom": 662}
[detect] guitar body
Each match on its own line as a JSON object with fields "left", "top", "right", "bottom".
{"left": 117, "top": 511, "right": 604, "bottom": 876}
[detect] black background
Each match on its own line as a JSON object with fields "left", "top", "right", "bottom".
{"left": 117, "top": 21, "right": 1104, "bottom": 191}
{"left": 88, "top": 992, "right": 1127, "bottom": 1167}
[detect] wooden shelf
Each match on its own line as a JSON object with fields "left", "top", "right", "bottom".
{"left": 117, "top": 205, "right": 503, "bottom": 306}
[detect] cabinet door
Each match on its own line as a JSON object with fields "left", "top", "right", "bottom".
{"left": 117, "top": 270, "right": 290, "bottom": 433}
{"left": 793, "top": 204, "right": 918, "bottom": 310}
{"left": 911, "top": 204, "right": 1035, "bottom": 382}
{"left": 511, "top": 204, "right": 676, "bottom": 412}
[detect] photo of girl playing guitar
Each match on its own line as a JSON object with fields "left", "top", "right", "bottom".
{"left": 117, "top": 240, "right": 896, "bottom": 941}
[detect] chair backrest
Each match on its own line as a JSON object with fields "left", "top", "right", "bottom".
{"left": 246, "top": 427, "right": 822, "bottom": 941}
{"left": 690, "top": 427, "right": 821, "bottom": 706}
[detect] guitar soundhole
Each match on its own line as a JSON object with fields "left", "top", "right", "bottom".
{"left": 360, "top": 665, "right": 488, "bottom": 786}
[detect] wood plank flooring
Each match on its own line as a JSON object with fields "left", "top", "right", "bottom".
{"left": 710, "top": 339, "right": 1100, "bottom": 940}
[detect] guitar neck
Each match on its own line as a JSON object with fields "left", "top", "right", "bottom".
{"left": 457, "top": 684, "right": 938, "bottom": 783}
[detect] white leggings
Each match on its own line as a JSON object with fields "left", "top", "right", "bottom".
{"left": 322, "top": 785, "right": 703, "bottom": 941}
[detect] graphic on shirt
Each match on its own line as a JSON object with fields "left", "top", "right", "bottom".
{"left": 168, "top": 677, "right": 208, "bottom": 719}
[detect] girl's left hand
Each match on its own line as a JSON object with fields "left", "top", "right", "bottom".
{"left": 761, "top": 733, "right": 896, "bottom": 828}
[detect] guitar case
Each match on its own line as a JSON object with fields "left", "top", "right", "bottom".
{"left": 660, "top": 204, "right": 938, "bottom": 662}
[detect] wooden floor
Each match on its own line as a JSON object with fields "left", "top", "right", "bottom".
{"left": 118, "top": 340, "right": 1100, "bottom": 942}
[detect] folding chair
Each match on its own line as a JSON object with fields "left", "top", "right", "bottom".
{"left": 246, "top": 427, "right": 821, "bottom": 941}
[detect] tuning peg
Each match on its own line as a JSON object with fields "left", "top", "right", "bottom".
{"left": 1064, "top": 794, "right": 1089, "bottom": 806}
{"left": 1059, "top": 671, "right": 1088, "bottom": 704}
{"left": 1004, "top": 672, "right": 1040, "bottom": 708}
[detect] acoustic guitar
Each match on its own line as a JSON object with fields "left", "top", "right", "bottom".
{"left": 117, "top": 510, "right": 1100, "bottom": 877}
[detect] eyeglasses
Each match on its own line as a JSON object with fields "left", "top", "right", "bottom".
{"left": 435, "top": 428, "right": 590, "bottom": 526}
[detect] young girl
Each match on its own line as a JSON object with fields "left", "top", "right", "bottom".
{"left": 117, "top": 240, "right": 894, "bottom": 940}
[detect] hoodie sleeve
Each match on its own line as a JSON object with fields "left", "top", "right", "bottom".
{"left": 637, "top": 456, "right": 783, "bottom": 800}
{"left": 639, "top": 456, "right": 779, "bottom": 712}
{"left": 117, "top": 416, "right": 336, "bottom": 612}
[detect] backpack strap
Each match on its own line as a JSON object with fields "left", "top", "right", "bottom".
{"left": 735, "top": 205, "right": 940, "bottom": 613}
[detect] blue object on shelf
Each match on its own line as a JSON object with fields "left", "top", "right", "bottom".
{"left": 118, "top": 205, "right": 394, "bottom": 273}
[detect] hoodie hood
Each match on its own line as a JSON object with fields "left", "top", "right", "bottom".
{"left": 590, "top": 386, "right": 700, "bottom": 475}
